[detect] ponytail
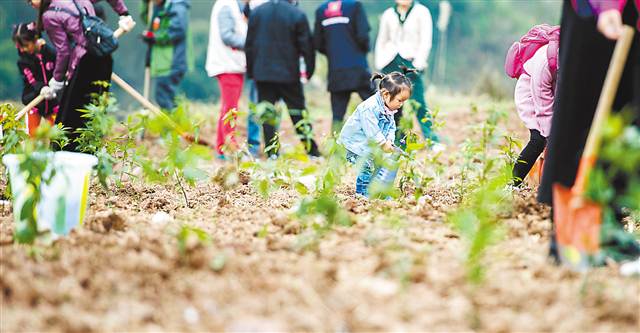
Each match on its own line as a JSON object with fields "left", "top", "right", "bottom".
{"left": 398, "top": 65, "right": 418, "bottom": 76}
{"left": 371, "top": 68, "right": 415, "bottom": 99}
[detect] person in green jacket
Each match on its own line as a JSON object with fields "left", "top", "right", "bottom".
{"left": 141, "top": 0, "right": 192, "bottom": 110}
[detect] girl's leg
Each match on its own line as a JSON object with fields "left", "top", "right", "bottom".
{"left": 356, "top": 158, "right": 375, "bottom": 197}
{"left": 513, "top": 129, "right": 547, "bottom": 186}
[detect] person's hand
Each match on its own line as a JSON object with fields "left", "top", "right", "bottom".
{"left": 142, "top": 30, "right": 156, "bottom": 44}
{"left": 48, "top": 78, "right": 65, "bottom": 93}
{"left": 382, "top": 140, "right": 394, "bottom": 153}
{"left": 597, "top": 9, "right": 623, "bottom": 40}
{"left": 40, "top": 86, "right": 57, "bottom": 100}
{"left": 118, "top": 15, "right": 136, "bottom": 32}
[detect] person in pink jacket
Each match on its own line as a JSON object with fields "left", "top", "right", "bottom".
{"left": 512, "top": 44, "right": 557, "bottom": 186}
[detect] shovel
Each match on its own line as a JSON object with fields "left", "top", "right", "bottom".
{"left": 110, "top": 73, "right": 214, "bottom": 149}
{"left": 552, "top": 25, "right": 635, "bottom": 267}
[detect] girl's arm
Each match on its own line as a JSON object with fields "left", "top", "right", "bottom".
{"left": 530, "top": 57, "right": 555, "bottom": 138}
{"left": 361, "top": 109, "right": 387, "bottom": 145}
{"left": 413, "top": 7, "right": 433, "bottom": 71}
{"left": 386, "top": 121, "right": 396, "bottom": 143}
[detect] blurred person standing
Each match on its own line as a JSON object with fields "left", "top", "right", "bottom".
{"left": 313, "top": 0, "right": 375, "bottom": 133}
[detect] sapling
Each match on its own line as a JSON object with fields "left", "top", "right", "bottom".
{"left": 139, "top": 101, "right": 212, "bottom": 207}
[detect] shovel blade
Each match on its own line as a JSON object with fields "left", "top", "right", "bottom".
{"left": 553, "top": 184, "right": 603, "bottom": 266}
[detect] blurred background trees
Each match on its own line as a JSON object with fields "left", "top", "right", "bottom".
{"left": 0, "top": 0, "right": 560, "bottom": 106}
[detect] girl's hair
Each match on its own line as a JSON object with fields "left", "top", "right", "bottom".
{"left": 371, "top": 66, "right": 417, "bottom": 98}
{"left": 36, "top": 0, "right": 53, "bottom": 34}
{"left": 12, "top": 22, "right": 39, "bottom": 47}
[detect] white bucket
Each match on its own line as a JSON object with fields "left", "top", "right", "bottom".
{"left": 2, "top": 152, "right": 97, "bottom": 236}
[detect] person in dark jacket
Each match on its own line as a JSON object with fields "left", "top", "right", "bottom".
{"left": 13, "top": 22, "right": 59, "bottom": 136}
{"left": 245, "top": 0, "right": 320, "bottom": 157}
{"left": 539, "top": 0, "right": 639, "bottom": 260}
{"left": 313, "top": 0, "right": 374, "bottom": 132}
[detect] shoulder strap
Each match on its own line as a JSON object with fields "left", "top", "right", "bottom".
{"left": 70, "top": 0, "right": 87, "bottom": 18}
{"left": 49, "top": 6, "right": 80, "bottom": 18}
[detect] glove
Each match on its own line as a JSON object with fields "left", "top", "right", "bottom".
{"left": 142, "top": 30, "right": 156, "bottom": 44}
{"left": 118, "top": 15, "right": 136, "bottom": 32}
{"left": 48, "top": 78, "right": 65, "bottom": 93}
{"left": 40, "top": 86, "right": 57, "bottom": 100}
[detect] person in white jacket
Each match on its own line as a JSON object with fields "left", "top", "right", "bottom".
{"left": 375, "top": 0, "right": 440, "bottom": 147}
{"left": 205, "top": 0, "right": 247, "bottom": 158}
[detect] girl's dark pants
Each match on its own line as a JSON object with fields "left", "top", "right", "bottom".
{"left": 513, "top": 129, "right": 547, "bottom": 186}
{"left": 55, "top": 53, "right": 113, "bottom": 152}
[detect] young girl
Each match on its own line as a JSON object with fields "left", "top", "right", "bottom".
{"left": 375, "top": 0, "right": 440, "bottom": 147}
{"left": 512, "top": 41, "right": 558, "bottom": 186}
{"left": 13, "top": 22, "right": 58, "bottom": 136}
{"left": 339, "top": 69, "right": 414, "bottom": 197}
{"left": 33, "top": 0, "right": 134, "bottom": 151}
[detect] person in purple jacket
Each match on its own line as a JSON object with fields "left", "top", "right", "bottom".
{"left": 30, "top": 0, "right": 134, "bottom": 151}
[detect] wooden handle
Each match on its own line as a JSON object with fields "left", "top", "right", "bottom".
{"left": 16, "top": 95, "right": 45, "bottom": 121}
{"left": 574, "top": 25, "right": 635, "bottom": 193}
{"left": 110, "top": 73, "right": 186, "bottom": 137}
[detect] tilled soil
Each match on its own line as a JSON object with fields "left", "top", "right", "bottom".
{"left": 1, "top": 95, "right": 638, "bottom": 332}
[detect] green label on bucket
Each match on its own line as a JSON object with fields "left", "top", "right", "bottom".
{"left": 54, "top": 195, "right": 66, "bottom": 235}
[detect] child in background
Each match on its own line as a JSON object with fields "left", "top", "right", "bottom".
{"left": 339, "top": 68, "right": 415, "bottom": 197}
{"left": 13, "top": 22, "right": 58, "bottom": 136}
{"left": 512, "top": 41, "right": 558, "bottom": 186}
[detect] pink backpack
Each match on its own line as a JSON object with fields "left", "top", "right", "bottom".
{"left": 505, "top": 24, "right": 560, "bottom": 79}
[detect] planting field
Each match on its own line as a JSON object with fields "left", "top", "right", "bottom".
{"left": 1, "top": 93, "right": 639, "bottom": 332}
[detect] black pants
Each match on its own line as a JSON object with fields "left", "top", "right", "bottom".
{"left": 513, "top": 129, "right": 547, "bottom": 186}
{"left": 330, "top": 85, "right": 375, "bottom": 129}
{"left": 256, "top": 81, "right": 319, "bottom": 157}
{"left": 56, "top": 53, "right": 113, "bottom": 151}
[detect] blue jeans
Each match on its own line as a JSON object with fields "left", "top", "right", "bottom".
{"left": 247, "top": 79, "right": 261, "bottom": 156}
{"left": 346, "top": 150, "right": 375, "bottom": 196}
{"left": 155, "top": 72, "right": 184, "bottom": 111}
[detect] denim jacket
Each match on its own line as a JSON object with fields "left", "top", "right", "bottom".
{"left": 338, "top": 92, "right": 396, "bottom": 157}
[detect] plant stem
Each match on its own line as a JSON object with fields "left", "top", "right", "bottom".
{"left": 174, "top": 170, "right": 190, "bottom": 208}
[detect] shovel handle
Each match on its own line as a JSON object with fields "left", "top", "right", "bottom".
{"left": 574, "top": 25, "right": 635, "bottom": 194}
{"left": 16, "top": 95, "right": 45, "bottom": 121}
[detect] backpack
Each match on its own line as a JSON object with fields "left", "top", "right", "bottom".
{"left": 505, "top": 24, "right": 559, "bottom": 79}
{"left": 50, "top": 0, "right": 118, "bottom": 57}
